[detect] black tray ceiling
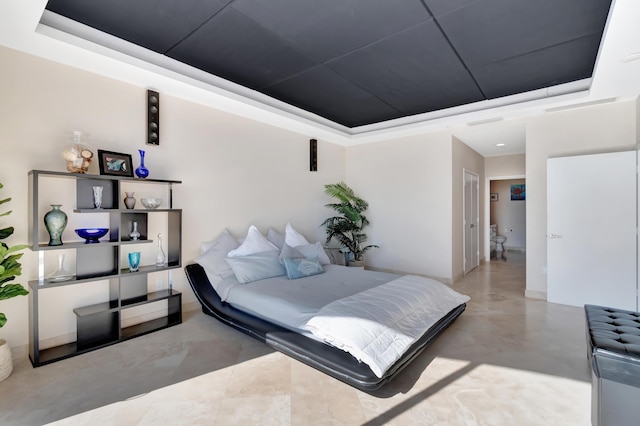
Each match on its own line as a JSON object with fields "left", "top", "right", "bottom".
{"left": 45, "top": 0, "right": 612, "bottom": 128}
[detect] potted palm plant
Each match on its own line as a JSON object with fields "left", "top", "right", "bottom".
{"left": 321, "top": 182, "right": 378, "bottom": 267}
{"left": 0, "top": 182, "right": 28, "bottom": 381}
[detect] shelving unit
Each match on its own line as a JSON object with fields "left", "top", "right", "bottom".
{"left": 27, "top": 170, "right": 183, "bottom": 367}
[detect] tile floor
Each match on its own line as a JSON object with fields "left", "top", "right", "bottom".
{"left": 0, "top": 252, "right": 592, "bottom": 425}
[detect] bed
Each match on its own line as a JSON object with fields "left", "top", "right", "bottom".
{"left": 184, "top": 225, "right": 470, "bottom": 391}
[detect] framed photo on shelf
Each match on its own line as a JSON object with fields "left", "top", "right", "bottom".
{"left": 98, "top": 150, "right": 134, "bottom": 177}
{"left": 490, "top": 193, "right": 498, "bottom": 202}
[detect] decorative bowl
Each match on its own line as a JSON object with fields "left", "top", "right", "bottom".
{"left": 75, "top": 228, "right": 109, "bottom": 243}
{"left": 140, "top": 198, "right": 162, "bottom": 209}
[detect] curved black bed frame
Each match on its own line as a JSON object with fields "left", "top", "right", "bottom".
{"left": 185, "top": 263, "right": 466, "bottom": 391}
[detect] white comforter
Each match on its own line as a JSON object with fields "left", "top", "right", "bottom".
{"left": 303, "top": 275, "right": 470, "bottom": 378}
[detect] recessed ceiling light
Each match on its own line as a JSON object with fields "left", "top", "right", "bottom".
{"left": 496, "top": 143, "right": 506, "bottom": 147}
{"left": 621, "top": 52, "right": 640, "bottom": 63}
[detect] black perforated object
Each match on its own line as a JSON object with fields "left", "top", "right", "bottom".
{"left": 185, "top": 262, "right": 466, "bottom": 391}
{"left": 585, "top": 304, "right": 640, "bottom": 358}
{"left": 584, "top": 304, "right": 640, "bottom": 425}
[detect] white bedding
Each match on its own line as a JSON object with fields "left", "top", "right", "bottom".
{"left": 222, "top": 265, "right": 400, "bottom": 330}
{"left": 219, "top": 265, "right": 470, "bottom": 377}
{"left": 304, "top": 274, "right": 470, "bottom": 377}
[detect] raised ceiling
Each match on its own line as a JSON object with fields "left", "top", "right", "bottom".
{"left": 44, "top": 0, "right": 612, "bottom": 129}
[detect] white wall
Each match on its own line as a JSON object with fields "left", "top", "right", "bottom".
{"left": 485, "top": 154, "right": 525, "bottom": 177}
{"left": 346, "top": 133, "right": 454, "bottom": 282}
{"left": 490, "top": 179, "right": 526, "bottom": 250}
{"left": 525, "top": 101, "right": 637, "bottom": 299}
{"left": 0, "top": 46, "right": 346, "bottom": 349}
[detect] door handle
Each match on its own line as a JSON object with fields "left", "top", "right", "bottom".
{"left": 548, "top": 233, "right": 562, "bottom": 239}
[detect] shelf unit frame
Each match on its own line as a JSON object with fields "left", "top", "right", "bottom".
{"left": 27, "top": 170, "right": 183, "bottom": 367}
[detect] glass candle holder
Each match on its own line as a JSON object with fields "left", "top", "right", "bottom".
{"left": 128, "top": 252, "right": 141, "bottom": 272}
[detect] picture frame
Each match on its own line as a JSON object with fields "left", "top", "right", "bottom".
{"left": 510, "top": 184, "right": 526, "bottom": 201}
{"left": 490, "top": 193, "right": 498, "bottom": 202}
{"left": 98, "top": 150, "right": 134, "bottom": 177}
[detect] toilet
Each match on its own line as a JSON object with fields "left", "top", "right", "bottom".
{"left": 490, "top": 224, "right": 507, "bottom": 252}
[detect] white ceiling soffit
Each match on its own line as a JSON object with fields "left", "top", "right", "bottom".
{"left": 1, "top": 0, "right": 640, "bottom": 156}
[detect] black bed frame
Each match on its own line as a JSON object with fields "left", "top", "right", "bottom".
{"left": 184, "top": 263, "right": 466, "bottom": 391}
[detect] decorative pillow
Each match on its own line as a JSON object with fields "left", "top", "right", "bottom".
{"left": 285, "top": 222, "right": 310, "bottom": 247}
{"left": 200, "top": 229, "right": 237, "bottom": 255}
{"left": 195, "top": 230, "right": 240, "bottom": 289}
{"left": 227, "top": 225, "right": 278, "bottom": 257}
{"left": 266, "top": 227, "right": 285, "bottom": 249}
{"left": 225, "top": 251, "right": 286, "bottom": 284}
{"left": 295, "top": 242, "right": 332, "bottom": 266}
{"left": 278, "top": 243, "right": 304, "bottom": 264}
{"left": 283, "top": 257, "right": 325, "bottom": 280}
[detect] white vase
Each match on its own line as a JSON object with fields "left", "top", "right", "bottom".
{"left": 0, "top": 339, "right": 13, "bottom": 382}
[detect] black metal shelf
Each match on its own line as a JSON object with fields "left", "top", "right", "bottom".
{"left": 28, "top": 170, "right": 183, "bottom": 368}
{"left": 28, "top": 169, "right": 182, "bottom": 184}
{"left": 121, "top": 289, "right": 180, "bottom": 308}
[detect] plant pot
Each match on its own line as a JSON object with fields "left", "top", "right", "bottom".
{"left": 348, "top": 259, "right": 365, "bottom": 268}
{"left": 0, "top": 339, "right": 13, "bottom": 382}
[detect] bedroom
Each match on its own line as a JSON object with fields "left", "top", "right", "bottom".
{"left": 1, "top": 0, "right": 640, "bottom": 424}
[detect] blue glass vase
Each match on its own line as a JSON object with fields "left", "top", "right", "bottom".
{"left": 44, "top": 204, "right": 67, "bottom": 246}
{"left": 135, "top": 149, "right": 149, "bottom": 179}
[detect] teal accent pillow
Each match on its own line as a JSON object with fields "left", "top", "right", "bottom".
{"left": 283, "top": 256, "right": 325, "bottom": 280}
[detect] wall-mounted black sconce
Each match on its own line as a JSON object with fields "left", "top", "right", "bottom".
{"left": 310, "top": 139, "right": 317, "bottom": 172}
{"left": 147, "top": 90, "right": 160, "bottom": 145}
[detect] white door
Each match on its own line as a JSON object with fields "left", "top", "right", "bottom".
{"left": 464, "top": 170, "right": 479, "bottom": 274}
{"left": 547, "top": 151, "right": 637, "bottom": 311}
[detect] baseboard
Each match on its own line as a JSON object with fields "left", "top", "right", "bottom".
{"left": 525, "top": 289, "right": 547, "bottom": 300}
{"left": 504, "top": 246, "right": 526, "bottom": 252}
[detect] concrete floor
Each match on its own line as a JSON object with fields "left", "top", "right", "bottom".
{"left": 0, "top": 252, "right": 592, "bottom": 425}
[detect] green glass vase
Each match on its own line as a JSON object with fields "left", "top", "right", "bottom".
{"left": 44, "top": 204, "right": 67, "bottom": 246}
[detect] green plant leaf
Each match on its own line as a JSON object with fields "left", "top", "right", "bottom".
{"left": 0, "top": 226, "right": 13, "bottom": 240}
{"left": 0, "top": 283, "right": 28, "bottom": 301}
{"left": 0, "top": 313, "right": 6, "bottom": 328}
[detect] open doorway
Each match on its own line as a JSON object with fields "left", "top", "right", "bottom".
{"left": 484, "top": 175, "right": 526, "bottom": 262}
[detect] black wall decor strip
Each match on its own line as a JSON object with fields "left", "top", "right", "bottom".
{"left": 310, "top": 139, "right": 318, "bottom": 172}
{"left": 147, "top": 90, "right": 160, "bottom": 145}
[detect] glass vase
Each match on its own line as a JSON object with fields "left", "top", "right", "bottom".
{"left": 129, "top": 221, "right": 140, "bottom": 241}
{"left": 155, "top": 233, "right": 166, "bottom": 266}
{"left": 44, "top": 205, "right": 67, "bottom": 246}
{"left": 92, "top": 186, "right": 103, "bottom": 209}
{"left": 123, "top": 192, "right": 136, "bottom": 209}
{"left": 48, "top": 253, "right": 74, "bottom": 282}
{"left": 135, "top": 149, "right": 149, "bottom": 179}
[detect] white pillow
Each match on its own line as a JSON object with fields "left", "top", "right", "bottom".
{"left": 195, "top": 230, "right": 240, "bottom": 289}
{"left": 285, "top": 222, "right": 311, "bottom": 247}
{"left": 225, "top": 251, "right": 286, "bottom": 284}
{"left": 227, "top": 225, "right": 278, "bottom": 257}
{"left": 295, "top": 242, "right": 332, "bottom": 266}
{"left": 200, "top": 229, "right": 236, "bottom": 255}
{"left": 266, "top": 228, "right": 285, "bottom": 249}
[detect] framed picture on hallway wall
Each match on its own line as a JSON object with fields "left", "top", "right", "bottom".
{"left": 510, "top": 184, "right": 525, "bottom": 201}
{"left": 490, "top": 193, "right": 498, "bottom": 201}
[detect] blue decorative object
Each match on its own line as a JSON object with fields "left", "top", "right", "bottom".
{"left": 44, "top": 205, "right": 67, "bottom": 246}
{"left": 135, "top": 149, "right": 149, "bottom": 178}
{"left": 75, "top": 228, "right": 109, "bottom": 243}
{"left": 128, "top": 252, "right": 141, "bottom": 272}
